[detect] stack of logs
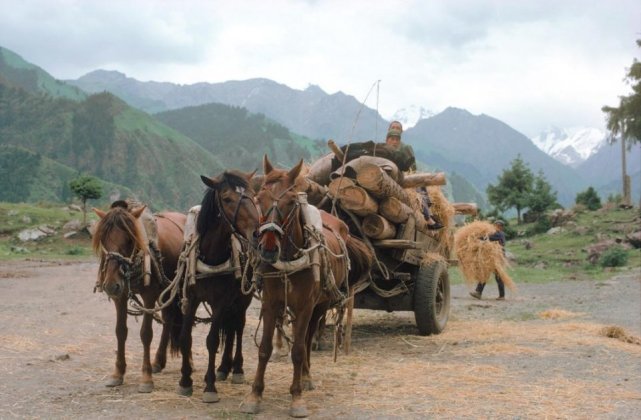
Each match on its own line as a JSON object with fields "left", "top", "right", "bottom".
{"left": 306, "top": 153, "right": 477, "bottom": 240}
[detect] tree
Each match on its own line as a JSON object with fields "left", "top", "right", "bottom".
{"left": 486, "top": 155, "right": 534, "bottom": 224}
{"left": 527, "top": 171, "right": 558, "bottom": 216}
{"left": 69, "top": 175, "right": 103, "bottom": 225}
{"left": 576, "top": 187, "right": 602, "bottom": 211}
{"left": 602, "top": 39, "right": 641, "bottom": 206}
{"left": 0, "top": 145, "right": 41, "bottom": 202}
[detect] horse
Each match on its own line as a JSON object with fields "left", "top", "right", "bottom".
{"left": 176, "top": 170, "right": 259, "bottom": 403}
{"left": 92, "top": 200, "right": 186, "bottom": 393}
{"left": 241, "top": 156, "right": 373, "bottom": 417}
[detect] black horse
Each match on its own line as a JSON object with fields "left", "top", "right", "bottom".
{"left": 177, "top": 170, "right": 259, "bottom": 403}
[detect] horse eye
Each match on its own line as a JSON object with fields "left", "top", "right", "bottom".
{"left": 223, "top": 197, "right": 234, "bottom": 204}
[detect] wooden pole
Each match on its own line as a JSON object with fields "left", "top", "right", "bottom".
{"left": 452, "top": 202, "right": 478, "bottom": 216}
{"left": 335, "top": 186, "right": 379, "bottom": 216}
{"left": 400, "top": 172, "right": 447, "bottom": 188}
{"left": 379, "top": 197, "right": 413, "bottom": 224}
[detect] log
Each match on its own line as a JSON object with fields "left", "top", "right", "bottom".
{"left": 327, "top": 177, "right": 357, "bottom": 197}
{"left": 356, "top": 163, "right": 411, "bottom": 204}
{"left": 452, "top": 202, "right": 478, "bottom": 216}
{"left": 379, "top": 197, "right": 413, "bottom": 224}
{"left": 307, "top": 153, "right": 335, "bottom": 185}
{"left": 334, "top": 186, "right": 378, "bottom": 216}
{"left": 362, "top": 214, "right": 397, "bottom": 239}
{"left": 400, "top": 172, "right": 447, "bottom": 188}
{"left": 331, "top": 156, "right": 399, "bottom": 182}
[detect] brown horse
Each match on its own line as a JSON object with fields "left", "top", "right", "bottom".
{"left": 176, "top": 171, "right": 259, "bottom": 403}
{"left": 92, "top": 200, "right": 186, "bottom": 393}
{"left": 241, "top": 157, "right": 372, "bottom": 417}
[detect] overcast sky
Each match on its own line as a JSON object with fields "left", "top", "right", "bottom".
{"left": 1, "top": 0, "right": 639, "bottom": 137}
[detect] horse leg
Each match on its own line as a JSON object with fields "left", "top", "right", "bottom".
{"left": 215, "top": 319, "right": 233, "bottom": 382}
{"left": 230, "top": 310, "right": 247, "bottom": 384}
{"left": 271, "top": 313, "right": 289, "bottom": 360}
{"left": 302, "top": 305, "right": 326, "bottom": 392}
{"left": 240, "top": 303, "right": 278, "bottom": 414}
{"left": 202, "top": 309, "right": 222, "bottom": 403}
{"left": 289, "top": 305, "right": 314, "bottom": 418}
{"left": 138, "top": 294, "right": 156, "bottom": 393}
{"left": 106, "top": 298, "right": 128, "bottom": 387}
{"left": 177, "top": 299, "right": 198, "bottom": 396}
{"left": 152, "top": 304, "right": 171, "bottom": 373}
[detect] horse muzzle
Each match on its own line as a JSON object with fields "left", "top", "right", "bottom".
{"left": 103, "top": 279, "right": 125, "bottom": 298}
{"left": 256, "top": 225, "right": 281, "bottom": 264}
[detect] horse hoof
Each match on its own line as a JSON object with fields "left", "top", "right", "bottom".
{"left": 202, "top": 391, "right": 220, "bottom": 403}
{"left": 105, "top": 377, "right": 123, "bottom": 387}
{"left": 289, "top": 400, "right": 309, "bottom": 418}
{"left": 138, "top": 382, "right": 154, "bottom": 393}
{"left": 215, "top": 371, "right": 229, "bottom": 381}
{"left": 151, "top": 364, "right": 163, "bottom": 374}
{"left": 231, "top": 373, "right": 245, "bottom": 384}
{"left": 302, "top": 379, "right": 315, "bottom": 391}
{"left": 239, "top": 397, "right": 260, "bottom": 414}
{"left": 177, "top": 386, "right": 193, "bottom": 396}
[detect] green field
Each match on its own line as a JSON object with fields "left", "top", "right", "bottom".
{"left": 1, "top": 202, "right": 639, "bottom": 285}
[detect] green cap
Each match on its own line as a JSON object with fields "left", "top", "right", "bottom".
{"left": 387, "top": 129, "right": 402, "bottom": 138}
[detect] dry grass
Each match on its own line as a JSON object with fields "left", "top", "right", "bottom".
{"left": 600, "top": 326, "right": 641, "bottom": 345}
{"left": 453, "top": 220, "right": 515, "bottom": 290}
{"left": 538, "top": 309, "right": 585, "bottom": 320}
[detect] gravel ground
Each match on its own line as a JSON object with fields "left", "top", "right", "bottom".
{"left": 0, "top": 260, "right": 639, "bottom": 418}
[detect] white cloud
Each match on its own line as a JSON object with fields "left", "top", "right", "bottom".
{"left": 0, "top": 0, "right": 639, "bottom": 136}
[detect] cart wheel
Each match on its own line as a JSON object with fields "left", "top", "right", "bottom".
{"left": 413, "top": 260, "right": 450, "bottom": 335}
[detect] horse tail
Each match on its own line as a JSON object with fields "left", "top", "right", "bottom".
{"left": 166, "top": 299, "right": 183, "bottom": 357}
{"left": 345, "top": 236, "right": 374, "bottom": 287}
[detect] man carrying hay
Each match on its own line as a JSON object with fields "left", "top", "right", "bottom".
{"left": 470, "top": 220, "right": 507, "bottom": 300}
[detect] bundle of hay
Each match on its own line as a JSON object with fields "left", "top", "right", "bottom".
{"left": 453, "top": 221, "right": 515, "bottom": 290}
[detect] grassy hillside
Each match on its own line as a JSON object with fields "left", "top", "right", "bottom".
{"left": 0, "top": 46, "right": 86, "bottom": 100}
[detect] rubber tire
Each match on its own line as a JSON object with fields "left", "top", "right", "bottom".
{"left": 413, "top": 260, "right": 450, "bottom": 336}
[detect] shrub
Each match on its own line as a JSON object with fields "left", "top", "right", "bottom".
{"left": 525, "top": 215, "right": 551, "bottom": 236}
{"left": 576, "top": 187, "right": 602, "bottom": 211}
{"left": 599, "top": 246, "right": 629, "bottom": 267}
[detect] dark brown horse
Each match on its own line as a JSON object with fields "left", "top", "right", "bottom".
{"left": 176, "top": 171, "right": 259, "bottom": 403}
{"left": 241, "top": 157, "right": 372, "bottom": 417}
{"left": 92, "top": 201, "right": 186, "bottom": 393}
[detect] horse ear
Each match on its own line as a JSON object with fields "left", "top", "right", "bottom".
{"left": 93, "top": 208, "right": 107, "bottom": 219}
{"left": 246, "top": 169, "right": 257, "bottom": 180}
{"left": 200, "top": 175, "right": 217, "bottom": 189}
{"left": 130, "top": 205, "right": 146, "bottom": 219}
{"left": 288, "top": 159, "right": 305, "bottom": 183}
{"left": 263, "top": 155, "right": 274, "bottom": 174}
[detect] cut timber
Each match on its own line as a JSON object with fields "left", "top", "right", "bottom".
{"left": 400, "top": 172, "right": 447, "bottom": 188}
{"left": 332, "top": 156, "right": 399, "bottom": 181}
{"left": 452, "top": 202, "right": 478, "bottom": 216}
{"left": 362, "top": 214, "right": 397, "bottom": 239}
{"left": 356, "top": 164, "right": 411, "bottom": 204}
{"left": 328, "top": 178, "right": 378, "bottom": 216}
{"left": 379, "top": 197, "right": 413, "bottom": 224}
{"left": 371, "top": 239, "right": 421, "bottom": 249}
{"left": 328, "top": 177, "right": 356, "bottom": 197}
{"left": 307, "top": 153, "right": 335, "bottom": 185}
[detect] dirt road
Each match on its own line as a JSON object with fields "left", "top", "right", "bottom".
{"left": 1, "top": 260, "right": 640, "bottom": 418}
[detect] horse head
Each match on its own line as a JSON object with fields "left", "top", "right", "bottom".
{"left": 199, "top": 170, "right": 260, "bottom": 247}
{"left": 92, "top": 201, "right": 148, "bottom": 299}
{"left": 255, "top": 156, "right": 306, "bottom": 264}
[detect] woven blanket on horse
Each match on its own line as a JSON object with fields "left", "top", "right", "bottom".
{"left": 334, "top": 141, "right": 415, "bottom": 172}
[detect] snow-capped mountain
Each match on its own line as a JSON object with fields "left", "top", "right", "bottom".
{"left": 531, "top": 127, "right": 606, "bottom": 168}
{"left": 390, "top": 105, "right": 434, "bottom": 129}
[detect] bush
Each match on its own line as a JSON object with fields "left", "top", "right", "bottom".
{"left": 599, "top": 246, "right": 629, "bottom": 267}
{"left": 576, "top": 187, "right": 602, "bottom": 211}
{"left": 525, "top": 215, "right": 551, "bottom": 236}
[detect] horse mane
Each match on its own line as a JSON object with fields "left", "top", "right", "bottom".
{"left": 92, "top": 206, "right": 149, "bottom": 256}
{"left": 197, "top": 170, "right": 251, "bottom": 237}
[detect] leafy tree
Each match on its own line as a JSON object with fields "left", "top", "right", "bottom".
{"left": 72, "top": 93, "right": 116, "bottom": 174}
{"left": 576, "top": 187, "right": 602, "bottom": 211}
{"left": 526, "top": 171, "right": 558, "bottom": 216}
{"left": 69, "top": 175, "right": 103, "bottom": 225}
{"left": 486, "top": 155, "right": 534, "bottom": 224}
{"left": 602, "top": 39, "right": 641, "bottom": 205}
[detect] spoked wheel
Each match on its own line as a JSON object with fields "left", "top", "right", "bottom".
{"left": 413, "top": 260, "right": 450, "bottom": 336}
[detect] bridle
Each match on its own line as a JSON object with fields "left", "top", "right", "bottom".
{"left": 257, "top": 183, "right": 299, "bottom": 241}
{"left": 215, "top": 185, "right": 258, "bottom": 243}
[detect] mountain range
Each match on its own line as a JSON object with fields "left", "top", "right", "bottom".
{"left": 2, "top": 44, "right": 639, "bottom": 210}
{"left": 532, "top": 126, "right": 606, "bottom": 168}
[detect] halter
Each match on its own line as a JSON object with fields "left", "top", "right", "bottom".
{"left": 257, "top": 183, "right": 299, "bottom": 241}
{"left": 97, "top": 242, "right": 145, "bottom": 294}
{"left": 215, "top": 185, "right": 257, "bottom": 240}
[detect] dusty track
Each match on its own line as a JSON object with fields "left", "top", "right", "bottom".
{"left": 0, "top": 260, "right": 639, "bottom": 418}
